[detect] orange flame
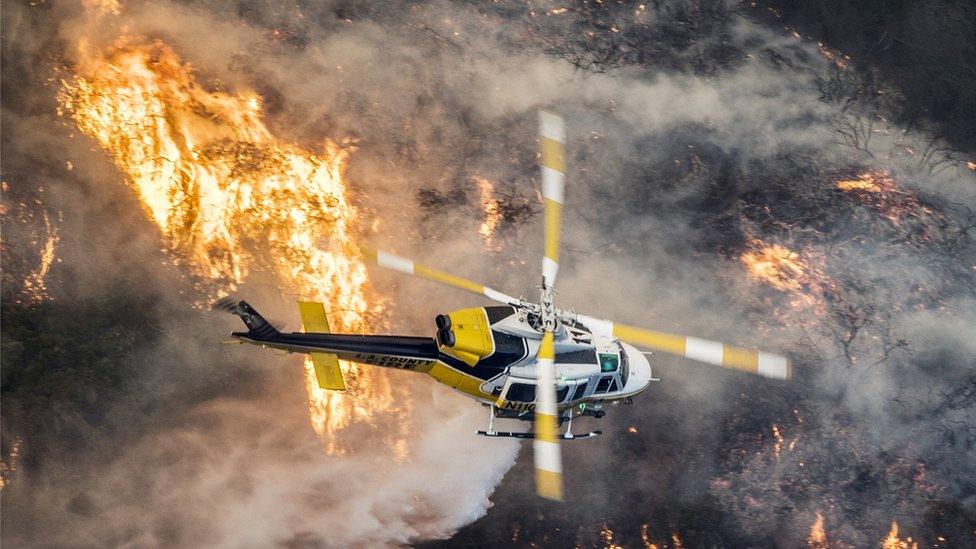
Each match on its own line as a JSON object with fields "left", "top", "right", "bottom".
{"left": 740, "top": 240, "right": 807, "bottom": 292}
{"left": 882, "top": 521, "right": 917, "bottom": 549}
{"left": 477, "top": 176, "right": 502, "bottom": 250}
{"left": 807, "top": 511, "right": 828, "bottom": 548}
{"left": 772, "top": 424, "right": 784, "bottom": 460}
{"left": 20, "top": 211, "right": 59, "bottom": 304}
{"left": 0, "top": 438, "right": 22, "bottom": 491}
{"left": 58, "top": 39, "right": 403, "bottom": 452}
{"left": 640, "top": 523, "right": 659, "bottom": 549}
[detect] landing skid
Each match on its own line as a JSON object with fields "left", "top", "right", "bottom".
{"left": 476, "top": 430, "right": 602, "bottom": 440}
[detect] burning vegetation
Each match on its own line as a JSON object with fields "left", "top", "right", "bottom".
{"left": 57, "top": 39, "right": 398, "bottom": 450}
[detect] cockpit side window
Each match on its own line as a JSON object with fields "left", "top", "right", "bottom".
{"left": 599, "top": 353, "right": 619, "bottom": 373}
{"left": 619, "top": 345, "right": 630, "bottom": 387}
{"left": 505, "top": 382, "right": 536, "bottom": 403}
{"left": 595, "top": 376, "right": 613, "bottom": 393}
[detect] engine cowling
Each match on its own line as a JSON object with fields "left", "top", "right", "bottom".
{"left": 434, "top": 307, "right": 494, "bottom": 366}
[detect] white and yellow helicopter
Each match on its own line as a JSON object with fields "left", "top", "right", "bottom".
{"left": 219, "top": 111, "right": 791, "bottom": 501}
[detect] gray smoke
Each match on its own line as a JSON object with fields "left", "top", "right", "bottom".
{"left": 2, "top": 0, "right": 974, "bottom": 547}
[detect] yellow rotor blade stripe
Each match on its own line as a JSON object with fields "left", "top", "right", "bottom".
{"left": 611, "top": 322, "right": 792, "bottom": 380}
{"left": 535, "top": 412, "right": 559, "bottom": 442}
{"left": 612, "top": 323, "right": 686, "bottom": 356}
{"left": 414, "top": 264, "right": 485, "bottom": 295}
{"left": 540, "top": 137, "right": 565, "bottom": 173}
{"left": 361, "top": 248, "right": 378, "bottom": 265}
{"left": 544, "top": 198, "right": 562, "bottom": 263}
{"left": 536, "top": 469, "right": 563, "bottom": 501}
{"left": 722, "top": 344, "right": 760, "bottom": 375}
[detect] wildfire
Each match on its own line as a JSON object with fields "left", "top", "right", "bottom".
{"left": 807, "top": 512, "right": 827, "bottom": 548}
{"left": 58, "top": 39, "right": 401, "bottom": 452}
{"left": 881, "top": 521, "right": 917, "bottom": 549}
{"left": 477, "top": 176, "right": 502, "bottom": 250}
{"left": 740, "top": 239, "right": 807, "bottom": 292}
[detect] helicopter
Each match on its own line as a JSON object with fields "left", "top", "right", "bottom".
{"left": 218, "top": 111, "right": 791, "bottom": 501}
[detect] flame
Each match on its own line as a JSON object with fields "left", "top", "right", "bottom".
{"left": 836, "top": 172, "right": 889, "bottom": 193}
{"left": 882, "top": 521, "right": 917, "bottom": 549}
{"left": 20, "top": 211, "right": 60, "bottom": 304}
{"left": 600, "top": 522, "right": 623, "bottom": 549}
{"left": 640, "top": 524, "right": 659, "bottom": 549}
{"left": 807, "top": 512, "right": 827, "bottom": 548}
{"left": 0, "top": 438, "right": 22, "bottom": 491}
{"left": 58, "top": 39, "right": 403, "bottom": 452}
{"left": 740, "top": 240, "right": 807, "bottom": 292}
{"left": 836, "top": 172, "right": 937, "bottom": 229}
{"left": 477, "top": 176, "right": 502, "bottom": 250}
{"left": 771, "top": 424, "right": 784, "bottom": 460}
{"left": 671, "top": 533, "right": 684, "bottom": 549}
{"left": 82, "top": 0, "right": 121, "bottom": 15}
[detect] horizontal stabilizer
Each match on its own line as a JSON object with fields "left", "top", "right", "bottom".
{"left": 298, "top": 301, "right": 345, "bottom": 391}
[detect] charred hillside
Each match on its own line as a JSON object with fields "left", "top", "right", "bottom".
{"left": 2, "top": 1, "right": 974, "bottom": 547}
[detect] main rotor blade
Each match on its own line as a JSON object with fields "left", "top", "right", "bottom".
{"left": 363, "top": 248, "right": 520, "bottom": 306}
{"left": 574, "top": 314, "right": 792, "bottom": 380}
{"left": 533, "top": 331, "right": 563, "bottom": 501}
{"left": 539, "top": 110, "right": 565, "bottom": 289}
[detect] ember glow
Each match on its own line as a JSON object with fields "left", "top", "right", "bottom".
{"left": 58, "top": 39, "right": 401, "bottom": 451}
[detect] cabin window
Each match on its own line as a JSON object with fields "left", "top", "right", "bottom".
{"left": 595, "top": 376, "right": 614, "bottom": 393}
{"left": 571, "top": 383, "right": 588, "bottom": 401}
{"left": 599, "top": 353, "right": 619, "bottom": 373}
{"left": 556, "top": 350, "right": 598, "bottom": 364}
{"left": 609, "top": 379, "right": 619, "bottom": 393}
{"left": 556, "top": 386, "right": 570, "bottom": 402}
{"left": 506, "top": 382, "right": 536, "bottom": 403}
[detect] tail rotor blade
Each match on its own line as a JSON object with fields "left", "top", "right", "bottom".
{"left": 533, "top": 331, "right": 563, "bottom": 501}
{"left": 362, "top": 248, "right": 520, "bottom": 306}
{"left": 539, "top": 111, "right": 565, "bottom": 288}
{"left": 575, "top": 314, "right": 792, "bottom": 380}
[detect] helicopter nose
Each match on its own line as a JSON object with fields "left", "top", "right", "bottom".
{"left": 623, "top": 343, "right": 653, "bottom": 395}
